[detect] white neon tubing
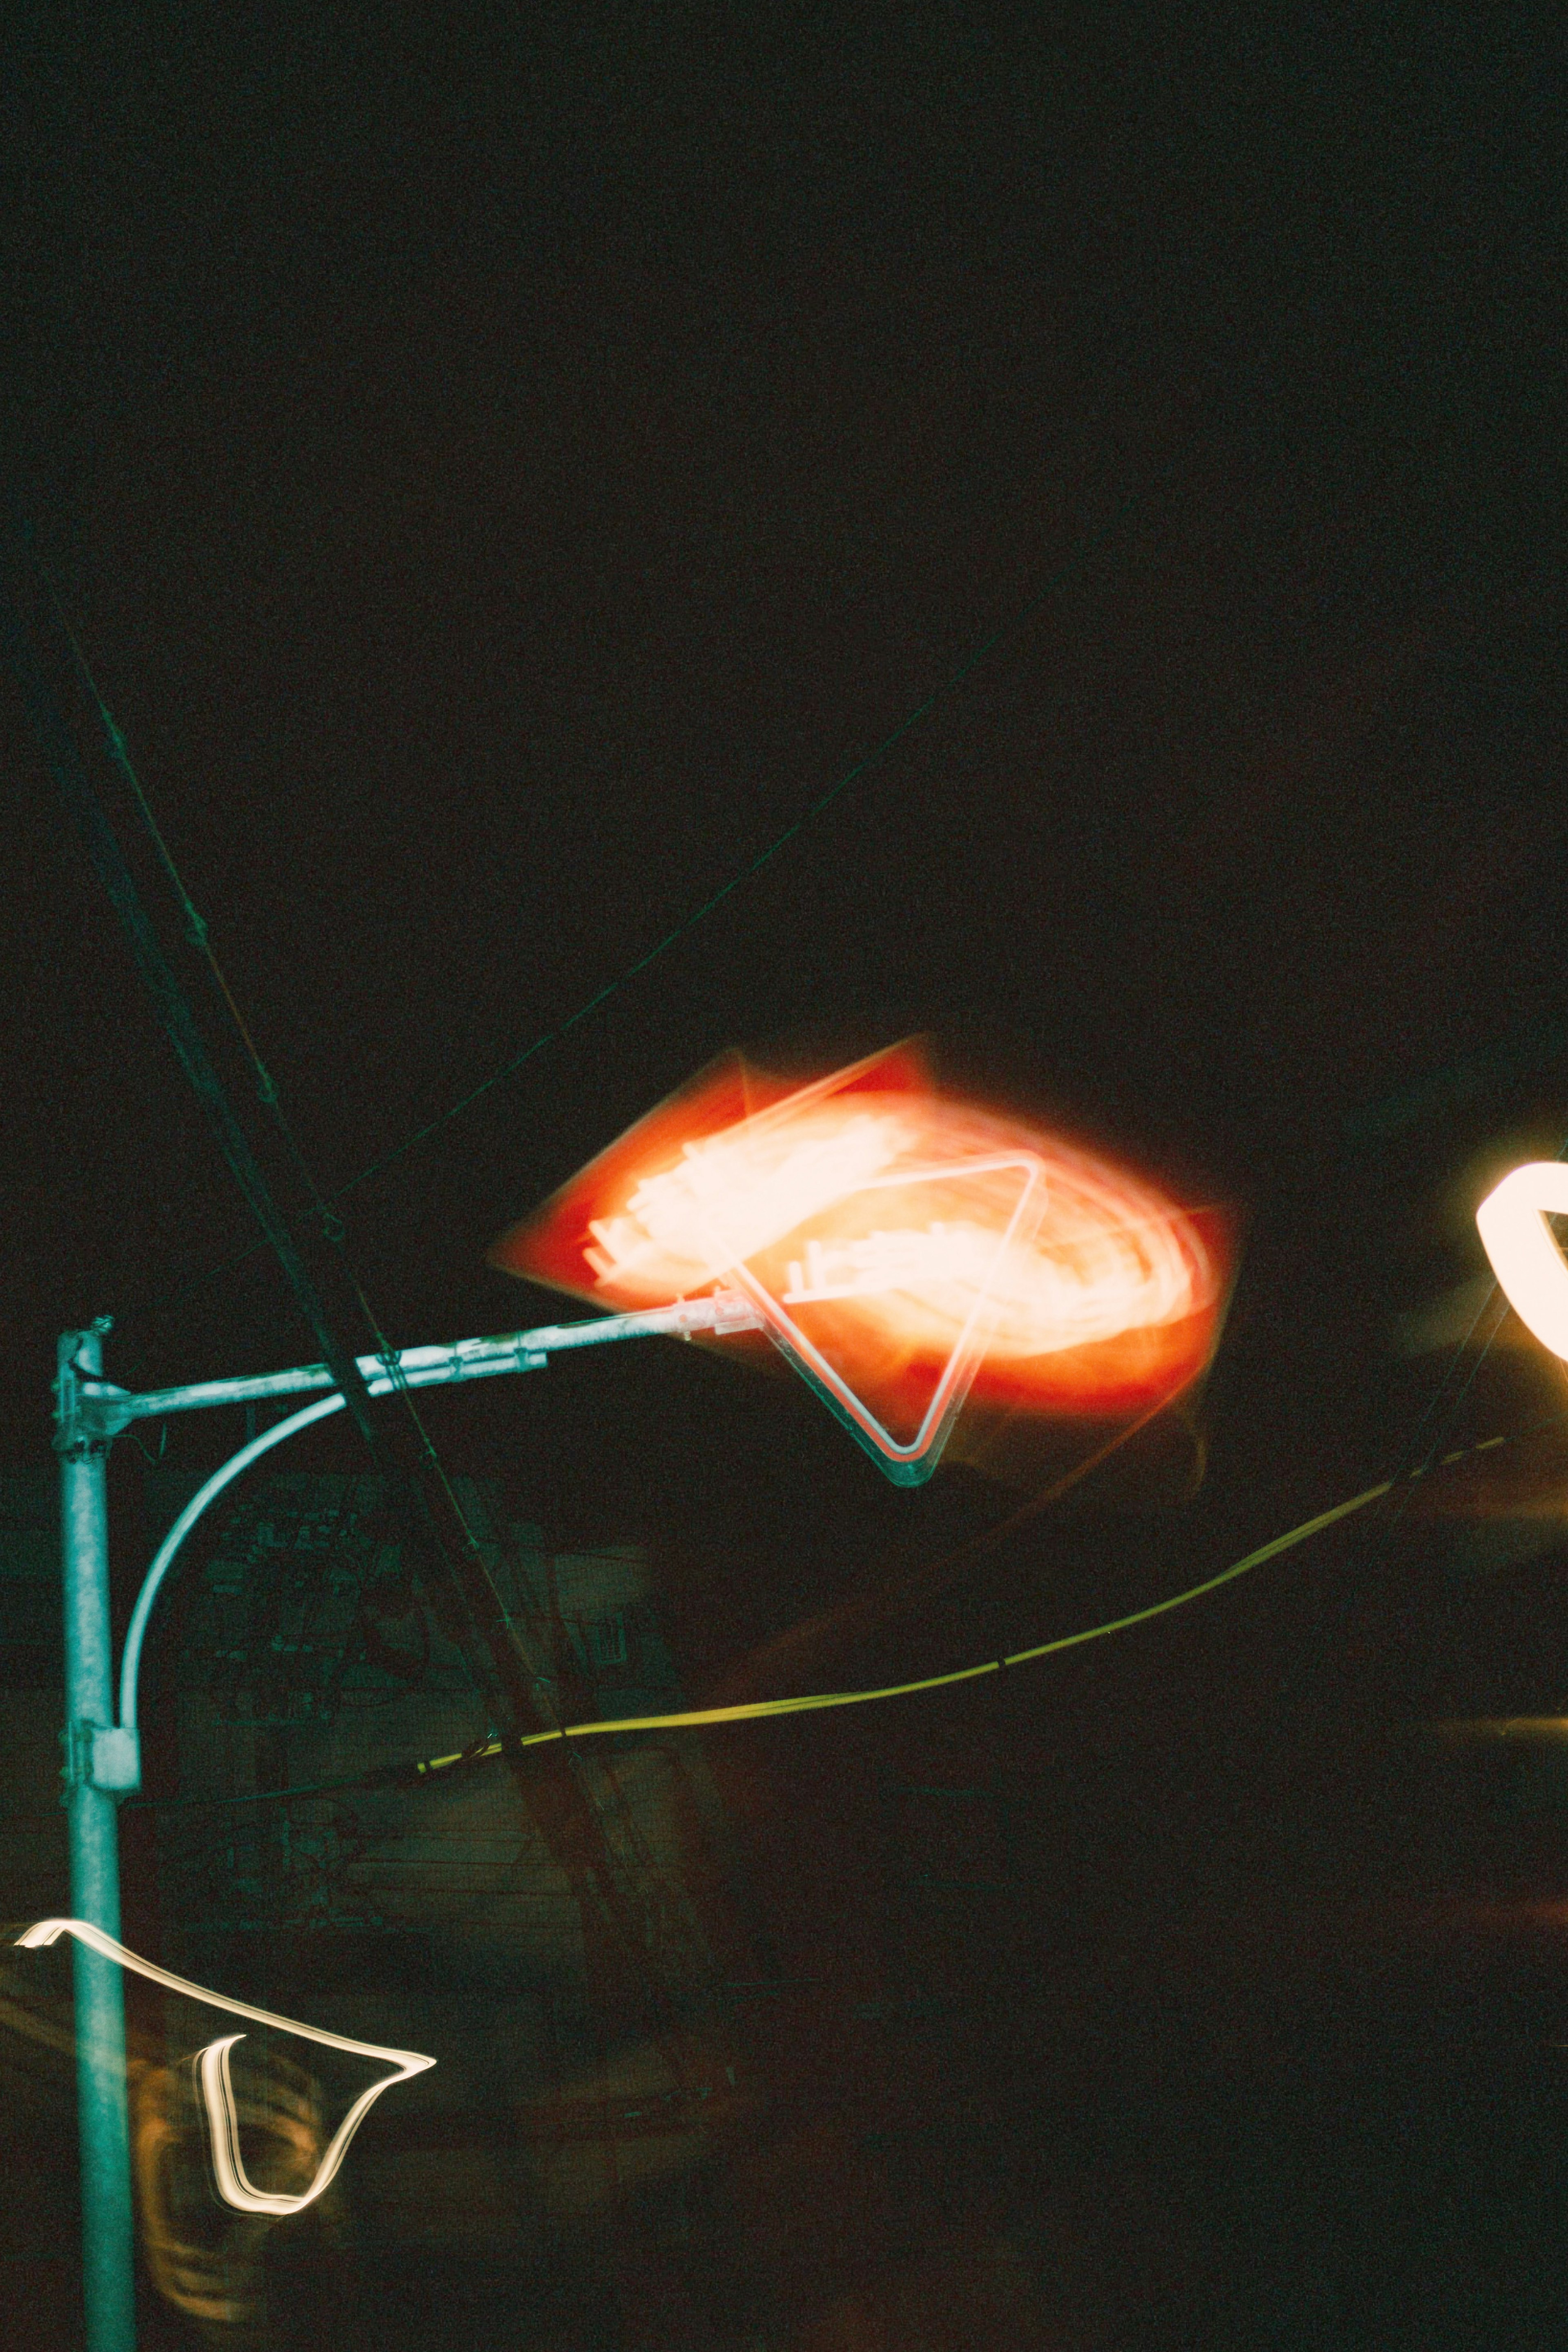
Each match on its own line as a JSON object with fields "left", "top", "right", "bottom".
{"left": 16, "top": 1918, "right": 434, "bottom": 2216}
{"left": 1476, "top": 1161, "right": 1568, "bottom": 1363}
{"left": 118, "top": 1392, "right": 345, "bottom": 1735}
{"left": 716, "top": 1152, "right": 1046, "bottom": 1469}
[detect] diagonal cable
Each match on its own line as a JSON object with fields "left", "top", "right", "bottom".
{"left": 26, "top": 563, "right": 715, "bottom": 2053}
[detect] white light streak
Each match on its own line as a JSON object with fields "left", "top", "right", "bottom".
{"left": 16, "top": 1918, "right": 434, "bottom": 2217}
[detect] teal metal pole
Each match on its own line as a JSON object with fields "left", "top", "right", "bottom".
{"left": 36, "top": 1285, "right": 762, "bottom": 2352}
{"left": 56, "top": 1322, "right": 137, "bottom": 2352}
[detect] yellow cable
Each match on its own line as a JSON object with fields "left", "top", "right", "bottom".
{"left": 137, "top": 1417, "right": 1565, "bottom": 1814}
{"left": 1002, "top": 1482, "right": 1391, "bottom": 1666}
{"left": 416, "top": 1477, "right": 1399, "bottom": 1772}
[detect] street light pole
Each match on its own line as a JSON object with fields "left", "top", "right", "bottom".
{"left": 56, "top": 1320, "right": 136, "bottom": 2352}
{"left": 42, "top": 1289, "right": 764, "bottom": 2352}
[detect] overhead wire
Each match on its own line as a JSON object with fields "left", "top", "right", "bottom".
{"left": 131, "top": 1413, "right": 1561, "bottom": 1814}
{"left": 37, "top": 580, "right": 718, "bottom": 2062}
{"left": 2, "top": 547, "right": 392, "bottom": 1453}
{"left": 44, "top": 570, "right": 561, "bottom": 1701}
{"left": 41, "top": 570, "right": 541, "bottom": 1676}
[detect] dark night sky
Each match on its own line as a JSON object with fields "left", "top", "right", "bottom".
{"left": 5, "top": 9, "right": 1568, "bottom": 2341}
{"left": 5, "top": 5, "right": 1568, "bottom": 1669}
{"left": 5, "top": 0, "right": 1568, "bottom": 1711}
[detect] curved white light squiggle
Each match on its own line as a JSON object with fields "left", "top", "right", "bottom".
{"left": 16, "top": 1918, "right": 434, "bottom": 2216}
{"left": 1476, "top": 1161, "right": 1568, "bottom": 1362}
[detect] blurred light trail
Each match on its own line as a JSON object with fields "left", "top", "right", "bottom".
{"left": 1432, "top": 1717, "right": 1568, "bottom": 1743}
{"left": 134, "top": 2042, "right": 331, "bottom": 2330}
{"left": 492, "top": 1042, "right": 1223, "bottom": 1480}
{"left": 1476, "top": 1160, "right": 1568, "bottom": 1360}
{"left": 15, "top": 1919, "right": 434, "bottom": 2216}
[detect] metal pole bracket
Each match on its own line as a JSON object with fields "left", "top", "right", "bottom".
{"left": 73, "top": 1385, "right": 137, "bottom": 1445}
{"left": 61, "top": 1723, "right": 142, "bottom": 1798}
{"left": 90, "top": 1727, "right": 142, "bottom": 1794}
{"left": 53, "top": 1318, "right": 132, "bottom": 1450}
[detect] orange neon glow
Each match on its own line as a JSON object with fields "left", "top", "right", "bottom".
{"left": 491, "top": 1043, "right": 1224, "bottom": 1479}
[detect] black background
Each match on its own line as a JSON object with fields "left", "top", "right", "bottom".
{"left": 5, "top": 6, "right": 1568, "bottom": 2345}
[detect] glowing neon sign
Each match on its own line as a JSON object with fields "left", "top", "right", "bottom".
{"left": 16, "top": 1918, "right": 434, "bottom": 2216}
{"left": 1476, "top": 1161, "right": 1568, "bottom": 1360}
{"left": 492, "top": 1043, "right": 1222, "bottom": 1485}
{"left": 783, "top": 1221, "right": 998, "bottom": 1305}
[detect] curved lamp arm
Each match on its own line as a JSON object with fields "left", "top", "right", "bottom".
{"left": 118, "top": 1392, "right": 345, "bottom": 1736}
{"left": 109, "top": 1289, "right": 763, "bottom": 1744}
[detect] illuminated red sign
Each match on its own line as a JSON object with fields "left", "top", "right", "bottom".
{"left": 490, "top": 1044, "right": 1223, "bottom": 1484}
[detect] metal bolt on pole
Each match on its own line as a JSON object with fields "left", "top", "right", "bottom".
{"left": 55, "top": 1319, "right": 138, "bottom": 2352}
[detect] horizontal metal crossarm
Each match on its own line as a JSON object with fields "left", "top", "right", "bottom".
{"left": 107, "top": 1288, "right": 764, "bottom": 1743}
{"left": 77, "top": 1290, "right": 765, "bottom": 1433}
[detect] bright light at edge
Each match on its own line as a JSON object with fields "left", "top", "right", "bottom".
{"left": 1477, "top": 1160, "right": 1568, "bottom": 1362}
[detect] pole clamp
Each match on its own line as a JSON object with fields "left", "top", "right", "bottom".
{"left": 52, "top": 1321, "right": 135, "bottom": 1450}
{"left": 708, "top": 1288, "right": 765, "bottom": 1336}
{"left": 61, "top": 1721, "right": 142, "bottom": 1796}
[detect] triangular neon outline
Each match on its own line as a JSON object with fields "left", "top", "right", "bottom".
{"left": 704, "top": 1149, "right": 1045, "bottom": 1486}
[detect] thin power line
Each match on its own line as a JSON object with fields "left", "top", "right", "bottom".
{"left": 31, "top": 574, "right": 722, "bottom": 2054}
{"left": 33, "top": 562, "right": 564, "bottom": 1719}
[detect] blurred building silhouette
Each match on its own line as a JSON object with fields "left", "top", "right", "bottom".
{"left": 3, "top": 1457, "right": 1060, "bottom": 2349}
{"left": 138, "top": 1464, "right": 771, "bottom": 2345}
